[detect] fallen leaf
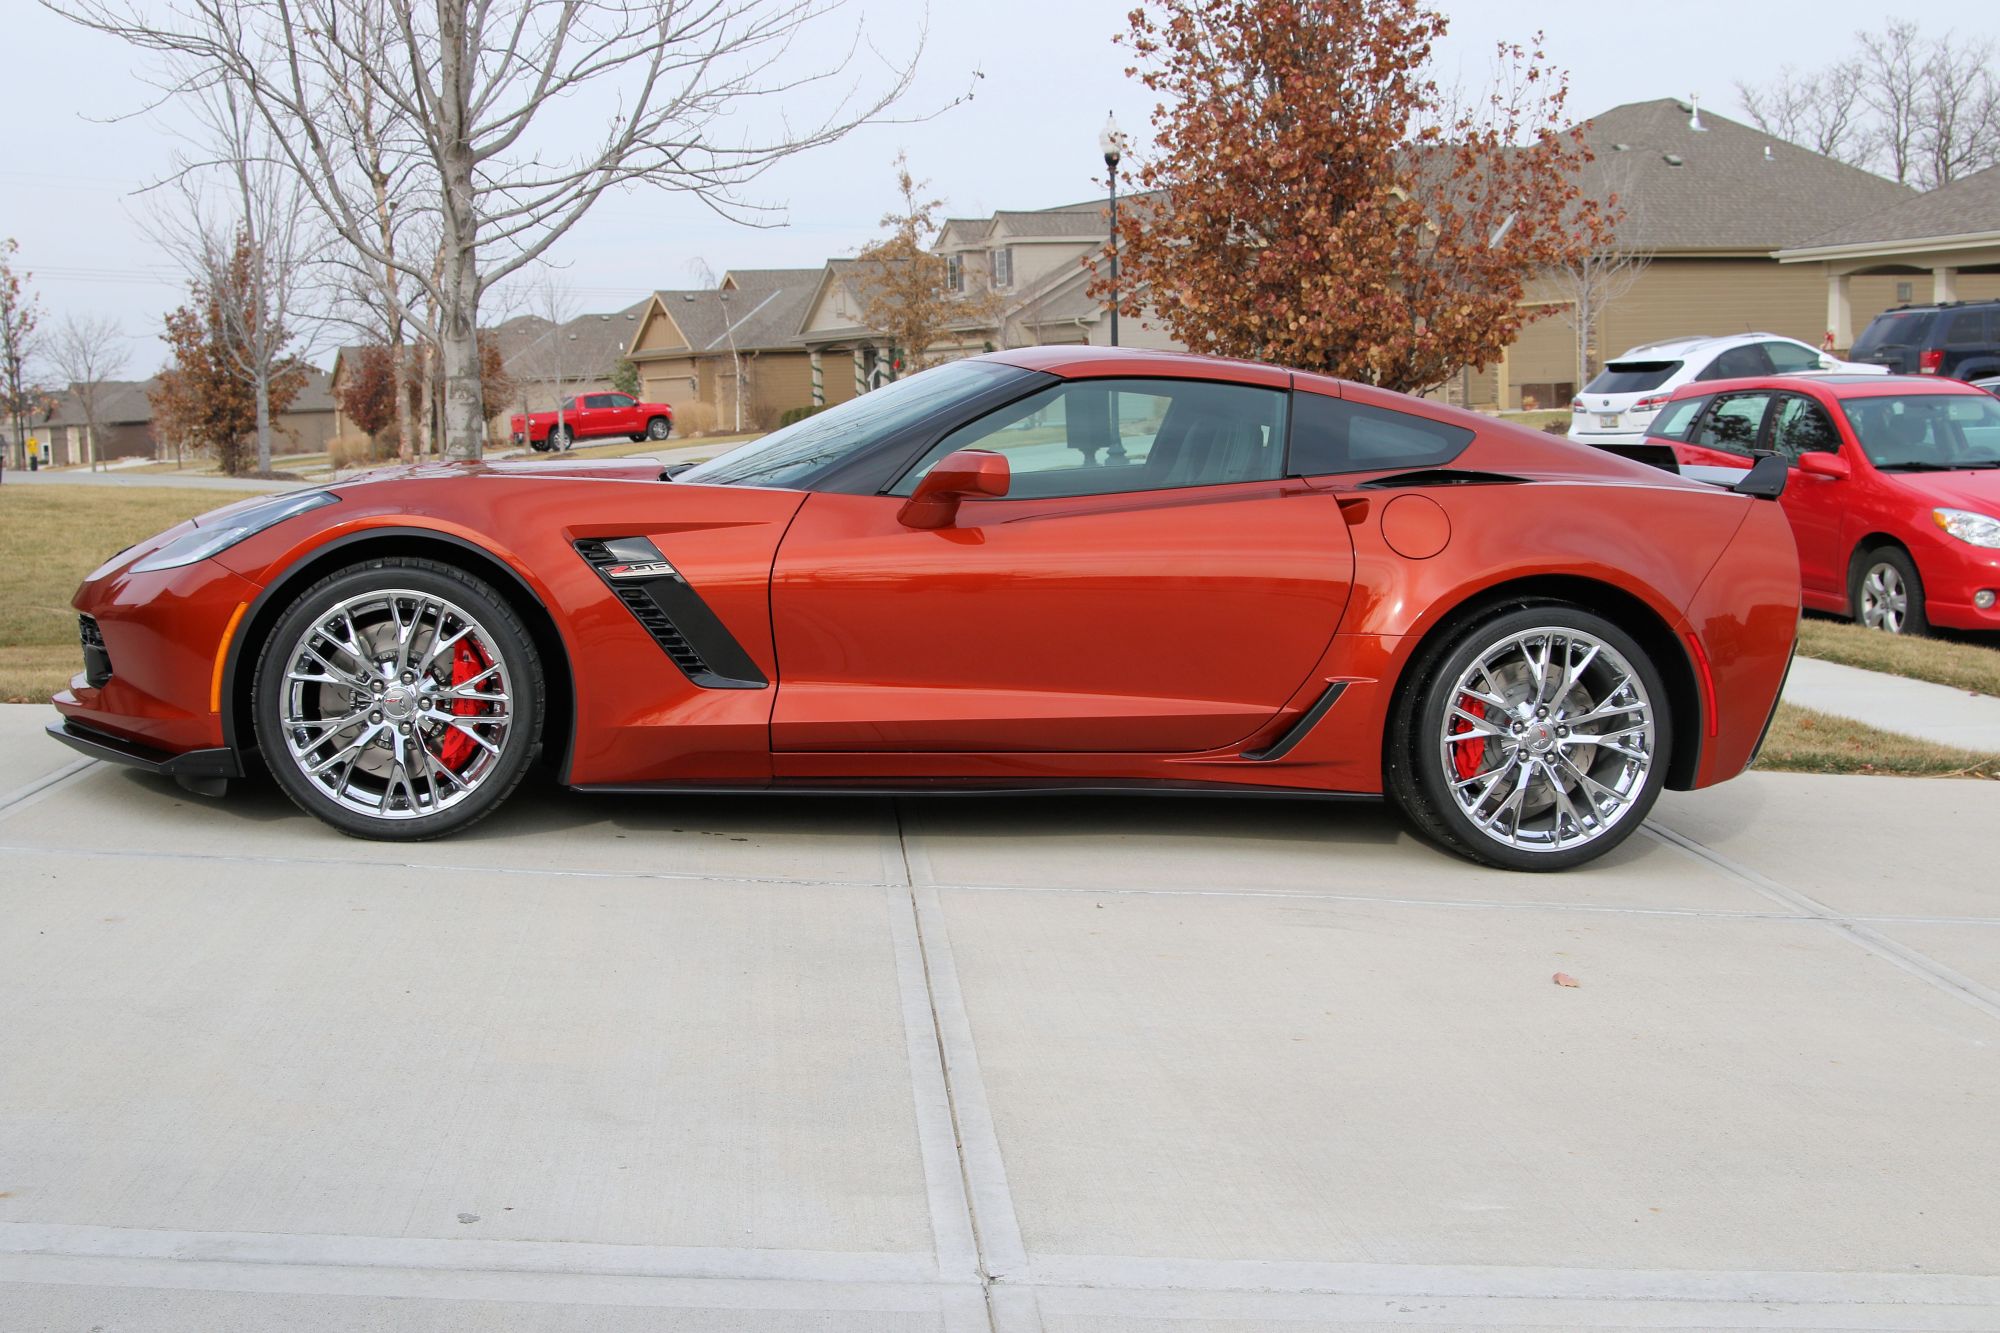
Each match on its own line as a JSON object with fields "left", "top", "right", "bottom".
{"left": 1552, "top": 972, "right": 1579, "bottom": 988}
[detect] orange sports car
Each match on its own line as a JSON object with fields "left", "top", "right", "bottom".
{"left": 49, "top": 347, "right": 1800, "bottom": 870}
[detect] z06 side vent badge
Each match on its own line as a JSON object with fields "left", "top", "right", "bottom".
{"left": 574, "top": 538, "right": 767, "bottom": 690}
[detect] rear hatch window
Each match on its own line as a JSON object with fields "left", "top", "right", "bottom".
{"left": 1645, "top": 395, "right": 1709, "bottom": 441}
{"left": 1583, "top": 361, "right": 1681, "bottom": 394}
{"left": 1850, "top": 311, "right": 1932, "bottom": 359}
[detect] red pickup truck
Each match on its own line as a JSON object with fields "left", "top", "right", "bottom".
{"left": 510, "top": 392, "right": 674, "bottom": 451}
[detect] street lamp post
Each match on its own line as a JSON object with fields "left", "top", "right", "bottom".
{"left": 1099, "top": 111, "right": 1126, "bottom": 348}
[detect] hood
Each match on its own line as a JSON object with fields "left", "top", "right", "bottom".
{"left": 332, "top": 456, "right": 671, "bottom": 488}
{"left": 1878, "top": 467, "right": 2000, "bottom": 515}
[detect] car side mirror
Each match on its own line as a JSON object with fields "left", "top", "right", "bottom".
{"left": 1817, "top": 355, "right": 1838, "bottom": 371}
{"left": 899, "top": 449, "right": 1010, "bottom": 529}
{"left": 1797, "top": 451, "right": 1851, "bottom": 480}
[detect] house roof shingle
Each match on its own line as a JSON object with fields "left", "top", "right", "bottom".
{"left": 648, "top": 269, "right": 820, "bottom": 353}
{"left": 1577, "top": 99, "right": 1914, "bottom": 252}
{"left": 1784, "top": 162, "right": 2000, "bottom": 251}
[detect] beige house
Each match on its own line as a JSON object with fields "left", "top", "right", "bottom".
{"left": 28, "top": 369, "right": 336, "bottom": 466}
{"left": 328, "top": 300, "right": 647, "bottom": 446}
{"left": 625, "top": 270, "right": 820, "bottom": 433}
{"left": 793, "top": 200, "right": 1178, "bottom": 404}
{"left": 1776, "top": 163, "right": 2000, "bottom": 342}
{"left": 1485, "top": 99, "right": 1952, "bottom": 410}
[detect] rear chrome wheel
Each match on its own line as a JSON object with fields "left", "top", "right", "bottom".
{"left": 1389, "top": 607, "right": 1671, "bottom": 871}
{"left": 254, "top": 559, "right": 542, "bottom": 839}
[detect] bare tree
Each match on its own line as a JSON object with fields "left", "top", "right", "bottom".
{"left": 1860, "top": 21, "right": 1931, "bottom": 186}
{"left": 514, "top": 271, "right": 582, "bottom": 446}
{"left": 56, "top": 0, "right": 931, "bottom": 460}
{"left": 1739, "top": 21, "right": 2000, "bottom": 188}
{"left": 47, "top": 315, "right": 129, "bottom": 471}
{"left": 1546, "top": 162, "right": 1649, "bottom": 393}
{"left": 146, "top": 76, "right": 321, "bottom": 474}
{"left": 1, "top": 239, "right": 42, "bottom": 471}
{"left": 1736, "top": 60, "right": 1869, "bottom": 161}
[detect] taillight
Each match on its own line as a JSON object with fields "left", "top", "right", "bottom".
{"left": 1920, "top": 348, "right": 1944, "bottom": 374}
{"left": 1570, "top": 398, "right": 1585, "bottom": 413}
{"left": 1632, "top": 394, "right": 1670, "bottom": 412}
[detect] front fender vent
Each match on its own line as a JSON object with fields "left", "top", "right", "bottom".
{"left": 574, "top": 538, "right": 766, "bottom": 690}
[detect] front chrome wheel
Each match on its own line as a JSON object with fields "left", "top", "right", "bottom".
{"left": 1858, "top": 561, "right": 1909, "bottom": 633}
{"left": 1438, "top": 627, "right": 1656, "bottom": 855}
{"left": 277, "top": 589, "right": 515, "bottom": 821}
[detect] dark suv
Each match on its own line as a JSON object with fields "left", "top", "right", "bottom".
{"left": 1848, "top": 300, "right": 2000, "bottom": 381}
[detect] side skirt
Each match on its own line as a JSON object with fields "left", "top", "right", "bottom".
{"left": 570, "top": 779, "right": 1382, "bottom": 803}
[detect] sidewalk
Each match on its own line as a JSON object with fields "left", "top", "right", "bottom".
{"left": 1783, "top": 653, "right": 2000, "bottom": 751}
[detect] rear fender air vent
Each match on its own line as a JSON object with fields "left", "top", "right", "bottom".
{"left": 1356, "top": 469, "right": 1526, "bottom": 489}
{"left": 573, "top": 538, "right": 766, "bottom": 689}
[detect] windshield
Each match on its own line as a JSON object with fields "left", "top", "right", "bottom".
{"left": 680, "top": 359, "right": 1027, "bottom": 488}
{"left": 1841, "top": 394, "right": 2000, "bottom": 470}
{"left": 1584, "top": 360, "right": 1681, "bottom": 394}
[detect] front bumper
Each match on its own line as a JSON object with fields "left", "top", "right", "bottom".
{"left": 46, "top": 718, "right": 241, "bottom": 782}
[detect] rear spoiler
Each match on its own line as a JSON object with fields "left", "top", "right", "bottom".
{"left": 1730, "top": 453, "right": 1789, "bottom": 500}
{"left": 1595, "top": 440, "right": 1788, "bottom": 500}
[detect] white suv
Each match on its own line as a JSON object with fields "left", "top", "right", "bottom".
{"left": 1568, "top": 333, "right": 1886, "bottom": 447}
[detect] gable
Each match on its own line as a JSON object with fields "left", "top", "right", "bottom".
{"left": 630, "top": 298, "right": 692, "bottom": 355}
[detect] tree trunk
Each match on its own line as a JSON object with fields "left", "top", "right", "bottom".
{"left": 435, "top": 6, "right": 485, "bottom": 461}
{"left": 390, "top": 337, "right": 415, "bottom": 463}
{"left": 418, "top": 343, "right": 437, "bottom": 458}
{"left": 438, "top": 244, "right": 485, "bottom": 460}
{"left": 254, "top": 370, "right": 273, "bottom": 474}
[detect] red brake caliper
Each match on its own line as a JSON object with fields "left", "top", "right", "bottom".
{"left": 436, "top": 640, "right": 490, "bottom": 772}
{"left": 1449, "top": 695, "right": 1488, "bottom": 781}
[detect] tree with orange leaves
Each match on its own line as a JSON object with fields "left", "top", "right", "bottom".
{"left": 1097, "top": 0, "right": 1608, "bottom": 393}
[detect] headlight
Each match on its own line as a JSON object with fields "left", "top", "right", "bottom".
{"left": 131, "top": 491, "right": 338, "bottom": 572}
{"left": 1932, "top": 507, "right": 2000, "bottom": 549}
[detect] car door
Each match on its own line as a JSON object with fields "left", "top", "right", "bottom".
{"left": 1767, "top": 393, "right": 1849, "bottom": 596}
{"left": 1672, "top": 390, "right": 1776, "bottom": 484}
{"left": 601, "top": 393, "right": 640, "bottom": 434}
{"left": 767, "top": 374, "right": 1356, "bottom": 756}
{"left": 574, "top": 394, "right": 610, "bottom": 438}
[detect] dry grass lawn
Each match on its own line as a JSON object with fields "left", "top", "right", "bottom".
{"left": 1754, "top": 702, "right": 2000, "bottom": 779}
{"left": 0, "top": 485, "right": 245, "bottom": 702}
{"left": 1796, "top": 615, "right": 2000, "bottom": 698}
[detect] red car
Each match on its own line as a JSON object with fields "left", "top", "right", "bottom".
{"left": 1636, "top": 374, "right": 2000, "bottom": 635}
{"left": 48, "top": 347, "right": 1799, "bottom": 871}
{"left": 510, "top": 391, "right": 673, "bottom": 451}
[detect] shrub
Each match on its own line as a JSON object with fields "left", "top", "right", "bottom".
{"left": 778, "top": 404, "right": 829, "bottom": 428}
{"left": 328, "top": 433, "right": 397, "bottom": 470}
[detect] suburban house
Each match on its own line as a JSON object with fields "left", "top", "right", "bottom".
{"left": 25, "top": 369, "right": 337, "bottom": 466}
{"left": 1491, "top": 98, "right": 1999, "bottom": 411}
{"left": 327, "top": 298, "right": 648, "bottom": 446}
{"left": 625, "top": 270, "right": 821, "bottom": 433}
{"left": 1776, "top": 162, "right": 2000, "bottom": 344}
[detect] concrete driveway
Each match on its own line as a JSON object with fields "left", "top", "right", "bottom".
{"left": 2, "top": 703, "right": 1997, "bottom": 1331}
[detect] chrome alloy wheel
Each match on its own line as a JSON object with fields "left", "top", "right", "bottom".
{"left": 1859, "top": 561, "right": 1909, "bottom": 633}
{"left": 1438, "top": 627, "right": 1656, "bottom": 855}
{"left": 277, "top": 589, "right": 514, "bottom": 820}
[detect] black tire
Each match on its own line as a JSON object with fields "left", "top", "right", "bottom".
{"left": 627, "top": 434, "right": 647, "bottom": 443}
{"left": 252, "top": 557, "right": 544, "bottom": 840}
{"left": 530, "top": 437, "right": 554, "bottom": 453}
{"left": 1386, "top": 603, "right": 1672, "bottom": 872}
{"left": 1850, "top": 545, "right": 1927, "bottom": 635}
{"left": 645, "top": 416, "right": 672, "bottom": 441}
{"left": 549, "top": 424, "right": 574, "bottom": 451}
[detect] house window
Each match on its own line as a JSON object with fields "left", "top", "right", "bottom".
{"left": 989, "top": 247, "right": 1013, "bottom": 289}
{"left": 1897, "top": 281, "right": 1914, "bottom": 303}
{"left": 946, "top": 254, "right": 963, "bottom": 293}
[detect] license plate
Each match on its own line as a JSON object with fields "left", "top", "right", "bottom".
{"left": 1596, "top": 414, "right": 1619, "bottom": 429}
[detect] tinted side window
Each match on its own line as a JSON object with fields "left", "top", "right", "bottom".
{"left": 1647, "top": 395, "right": 1709, "bottom": 441}
{"left": 1762, "top": 341, "right": 1823, "bottom": 373}
{"left": 1697, "top": 344, "right": 1774, "bottom": 380}
{"left": 1288, "top": 392, "right": 1474, "bottom": 475}
{"left": 1770, "top": 396, "right": 1840, "bottom": 460}
{"left": 1944, "top": 310, "right": 1990, "bottom": 344}
{"left": 1689, "top": 392, "right": 1772, "bottom": 456}
{"left": 1851, "top": 311, "right": 1931, "bottom": 357}
{"left": 606, "top": 394, "right": 635, "bottom": 408}
{"left": 893, "top": 377, "right": 1287, "bottom": 500}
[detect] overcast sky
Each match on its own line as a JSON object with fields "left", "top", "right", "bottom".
{"left": 4, "top": 0, "right": 1990, "bottom": 372}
